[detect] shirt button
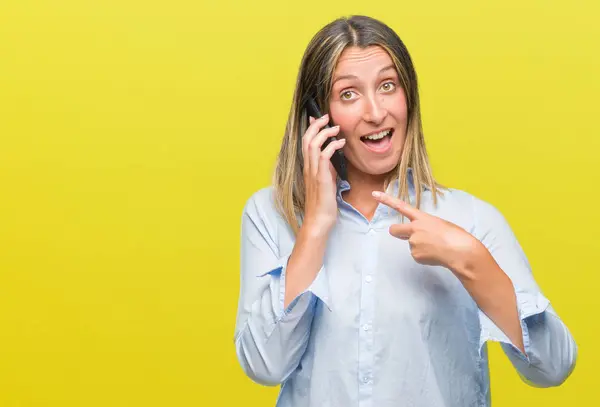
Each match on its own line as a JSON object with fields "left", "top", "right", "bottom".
{"left": 363, "top": 376, "right": 370, "bottom": 384}
{"left": 365, "top": 275, "right": 372, "bottom": 283}
{"left": 367, "top": 228, "right": 375, "bottom": 236}
{"left": 362, "top": 324, "right": 370, "bottom": 331}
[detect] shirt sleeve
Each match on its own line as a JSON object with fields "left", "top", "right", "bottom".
{"left": 472, "top": 195, "right": 577, "bottom": 387}
{"left": 233, "top": 190, "right": 331, "bottom": 386}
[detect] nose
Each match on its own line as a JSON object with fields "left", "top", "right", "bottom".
{"left": 362, "top": 94, "right": 387, "bottom": 125}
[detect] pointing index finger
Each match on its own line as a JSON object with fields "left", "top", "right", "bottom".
{"left": 372, "top": 191, "right": 421, "bottom": 221}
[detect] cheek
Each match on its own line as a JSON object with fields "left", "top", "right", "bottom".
{"left": 330, "top": 111, "right": 358, "bottom": 137}
{"left": 388, "top": 92, "right": 408, "bottom": 119}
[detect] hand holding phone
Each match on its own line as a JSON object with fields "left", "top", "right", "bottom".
{"left": 303, "top": 97, "right": 348, "bottom": 181}
{"left": 296, "top": 96, "right": 348, "bottom": 234}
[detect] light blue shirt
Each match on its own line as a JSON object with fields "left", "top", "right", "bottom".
{"left": 234, "top": 170, "right": 577, "bottom": 407}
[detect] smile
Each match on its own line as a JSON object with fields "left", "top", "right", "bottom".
{"left": 360, "top": 128, "right": 394, "bottom": 153}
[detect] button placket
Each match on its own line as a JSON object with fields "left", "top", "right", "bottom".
{"left": 358, "top": 223, "right": 377, "bottom": 406}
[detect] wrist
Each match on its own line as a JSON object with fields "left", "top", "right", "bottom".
{"left": 300, "top": 218, "right": 334, "bottom": 240}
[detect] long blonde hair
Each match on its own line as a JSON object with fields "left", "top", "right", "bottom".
{"left": 273, "top": 15, "right": 445, "bottom": 235}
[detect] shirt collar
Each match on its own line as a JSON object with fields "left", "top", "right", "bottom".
{"left": 336, "top": 167, "right": 420, "bottom": 199}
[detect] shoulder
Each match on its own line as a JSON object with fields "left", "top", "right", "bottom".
{"left": 242, "top": 185, "right": 292, "bottom": 229}
{"left": 242, "top": 186, "right": 280, "bottom": 220}
{"left": 427, "top": 187, "right": 510, "bottom": 235}
{"left": 432, "top": 187, "right": 502, "bottom": 217}
{"left": 439, "top": 187, "right": 517, "bottom": 245}
{"left": 241, "top": 186, "right": 296, "bottom": 253}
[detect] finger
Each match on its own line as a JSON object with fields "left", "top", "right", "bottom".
{"left": 319, "top": 138, "right": 346, "bottom": 164}
{"left": 389, "top": 223, "right": 413, "bottom": 240}
{"left": 303, "top": 114, "right": 331, "bottom": 170}
{"left": 371, "top": 191, "right": 421, "bottom": 221}
{"left": 309, "top": 125, "right": 340, "bottom": 154}
{"left": 308, "top": 126, "right": 341, "bottom": 175}
{"left": 303, "top": 113, "right": 330, "bottom": 150}
{"left": 318, "top": 138, "right": 346, "bottom": 181}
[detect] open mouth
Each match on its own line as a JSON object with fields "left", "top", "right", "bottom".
{"left": 360, "top": 128, "right": 394, "bottom": 152}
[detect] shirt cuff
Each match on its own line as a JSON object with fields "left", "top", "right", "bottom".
{"left": 257, "top": 254, "right": 332, "bottom": 319}
{"left": 478, "top": 290, "right": 550, "bottom": 363}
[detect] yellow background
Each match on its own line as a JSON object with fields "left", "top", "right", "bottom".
{"left": 1, "top": 0, "right": 598, "bottom": 405}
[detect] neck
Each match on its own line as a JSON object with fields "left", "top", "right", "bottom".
{"left": 341, "top": 167, "right": 390, "bottom": 221}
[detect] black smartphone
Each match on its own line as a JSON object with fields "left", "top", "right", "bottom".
{"left": 303, "top": 96, "right": 348, "bottom": 181}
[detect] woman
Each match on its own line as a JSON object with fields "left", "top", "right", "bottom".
{"left": 234, "top": 15, "right": 577, "bottom": 407}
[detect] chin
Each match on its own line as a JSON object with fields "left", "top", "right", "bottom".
{"left": 353, "top": 158, "right": 399, "bottom": 177}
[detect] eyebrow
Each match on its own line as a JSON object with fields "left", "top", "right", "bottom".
{"left": 332, "top": 64, "right": 396, "bottom": 85}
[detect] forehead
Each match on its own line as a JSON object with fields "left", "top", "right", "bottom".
{"left": 333, "top": 45, "right": 394, "bottom": 76}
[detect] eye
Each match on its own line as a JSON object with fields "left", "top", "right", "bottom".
{"left": 381, "top": 81, "right": 396, "bottom": 92}
{"left": 340, "top": 90, "right": 355, "bottom": 101}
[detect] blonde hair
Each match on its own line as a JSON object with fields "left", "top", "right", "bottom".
{"left": 273, "top": 15, "right": 446, "bottom": 235}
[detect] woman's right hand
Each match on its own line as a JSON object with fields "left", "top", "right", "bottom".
{"left": 301, "top": 113, "right": 346, "bottom": 237}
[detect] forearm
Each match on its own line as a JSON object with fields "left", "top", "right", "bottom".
{"left": 236, "top": 222, "right": 331, "bottom": 385}
{"left": 452, "top": 238, "right": 578, "bottom": 387}
{"left": 284, "top": 223, "right": 329, "bottom": 308}
{"left": 236, "top": 200, "right": 327, "bottom": 386}
{"left": 236, "top": 235, "right": 322, "bottom": 386}
{"left": 450, "top": 239, "right": 525, "bottom": 354}
{"left": 456, "top": 195, "right": 578, "bottom": 386}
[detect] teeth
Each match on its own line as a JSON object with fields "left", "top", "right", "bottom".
{"left": 364, "top": 130, "right": 391, "bottom": 140}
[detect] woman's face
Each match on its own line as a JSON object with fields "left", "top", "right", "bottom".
{"left": 328, "top": 45, "right": 408, "bottom": 179}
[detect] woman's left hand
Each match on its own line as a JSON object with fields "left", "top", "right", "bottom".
{"left": 372, "top": 191, "right": 481, "bottom": 275}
